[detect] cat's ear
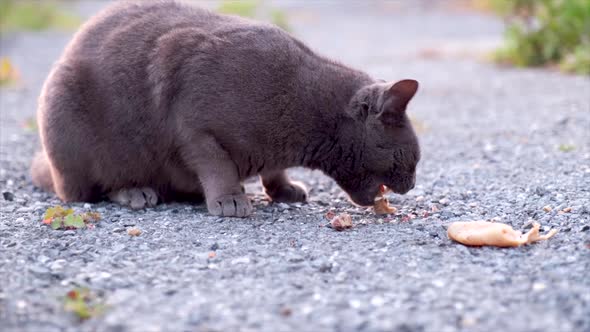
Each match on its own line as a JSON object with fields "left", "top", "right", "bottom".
{"left": 348, "top": 99, "right": 371, "bottom": 122}
{"left": 377, "top": 79, "right": 418, "bottom": 125}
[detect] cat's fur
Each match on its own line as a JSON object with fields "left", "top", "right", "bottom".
{"left": 31, "top": 0, "right": 421, "bottom": 217}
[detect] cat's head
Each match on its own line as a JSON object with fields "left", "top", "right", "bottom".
{"left": 335, "top": 79, "right": 421, "bottom": 206}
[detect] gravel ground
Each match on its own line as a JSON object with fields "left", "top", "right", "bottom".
{"left": 1, "top": 2, "right": 589, "bottom": 332}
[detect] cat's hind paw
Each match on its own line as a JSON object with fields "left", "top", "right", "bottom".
{"left": 108, "top": 187, "right": 159, "bottom": 209}
{"left": 264, "top": 181, "right": 308, "bottom": 203}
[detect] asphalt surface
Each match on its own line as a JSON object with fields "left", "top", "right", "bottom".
{"left": 1, "top": 2, "right": 589, "bottom": 332}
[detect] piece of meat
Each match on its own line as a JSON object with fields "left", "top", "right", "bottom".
{"left": 374, "top": 185, "right": 397, "bottom": 215}
{"left": 447, "top": 221, "right": 558, "bottom": 247}
{"left": 330, "top": 213, "right": 353, "bottom": 231}
{"left": 374, "top": 196, "right": 397, "bottom": 215}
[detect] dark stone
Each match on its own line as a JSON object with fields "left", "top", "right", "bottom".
{"left": 3, "top": 191, "right": 14, "bottom": 201}
{"left": 318, "top": 262, "right": 332, "bottom": 273}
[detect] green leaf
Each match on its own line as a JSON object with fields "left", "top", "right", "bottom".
{"left": 64, "top": 208, "right": 75, "bottom": 216}
{"left": 64, "top": 298, "right": 91, "bottom": 320}
{"left": 64, "top": 288, "right": 105, "bottom": 320}
{"left": 51, "top": 217, "right": 62, "bottom": 230}
{"left": 558, "top": 144, "right": 575, "bottom": 152}
{"left": 44, "top": 206, "right": 64, "bottom": 220}
{"left": 64, "top": 214, "right": 85, "bottom": 229}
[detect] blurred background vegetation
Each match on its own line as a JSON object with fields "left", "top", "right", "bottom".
{"left": 481, "top": 0, "right": 590, "bottom": 74}
{"left": 0, "top": 0, "right": 80, "bottom": 32}
{"left": 0, "top": 0, "right": 588, "bottom": 75}
{"left": 217, "top": 0, "right": 289, "bottom": 31}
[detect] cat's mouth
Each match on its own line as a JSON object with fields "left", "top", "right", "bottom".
{"left": 347, "top": 185, "right": 391, "bottom": 207}
{"left": 385, "top": 180, "right": 415, "bottom": 195}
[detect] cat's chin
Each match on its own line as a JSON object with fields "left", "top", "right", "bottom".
{"left": 346, "top": 189, "right": 381, "bottom": 207}
{"left": 348, "top": 199, "right": 374, "bottom": 208}
{"left": 388, "top": 185, "right": 413, "bottom": 195}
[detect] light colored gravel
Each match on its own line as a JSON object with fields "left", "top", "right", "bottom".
{"left": 1, "top": 2, "right": 589, "bottom": 332}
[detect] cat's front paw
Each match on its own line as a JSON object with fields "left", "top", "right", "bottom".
{"left": 207, "top": 193, "right": 252, "bottom": 217}
{"left": 108, "top": 187, "right": 159, "bottom": 209}
{"left": 264, "top": 181, "right": 308, "bottom": 203}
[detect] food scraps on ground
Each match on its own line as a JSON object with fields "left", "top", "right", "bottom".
{"left": 41, "top": 206, "right": 101, "bottom": 230}
{"left": 324, "top": 210, "right": 336, "bottom": 220}
{"left": 447, "top": 221, "right": 558, "bottom": 247}
{"left": 127, "top": 227, "right": 141, "bottom": 236}
{"left": 330, "top": 213, "right": 353, "bottom": 231}
{"left": 374, "top": 185, "right": 397, "bottom": 215}
{"left": 64, "top": 288, "right": 105, "bottom": 320}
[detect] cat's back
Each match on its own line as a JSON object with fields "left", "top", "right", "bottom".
{"left": 67, "top": 0, "right": 303, "bottom": 65}
{"left": 61, "top": 1, "right": 300, "bottom": 94}
{"left": 65, "top": 1, "right": 217, "bottom": 60}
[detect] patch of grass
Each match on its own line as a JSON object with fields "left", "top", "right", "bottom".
{"left": 217, "top": 0, "right": 289, "bottom": 31}
{"left": 487, "top": 0, "right": 590, "bottom": 75}
{"left": 64, "top": 288, "right": 106, "bottom": 320}
{"left": 0, "top": 0, "right": 80, "bottom": 32}
{"left": 218, "top": 0, "right": 259, "bottom": 18}
{"left": 558, "top": 144, "right": 575, "bottom": 152}
{"left": 271, "top": 9, "right": 289, "bottom": 31}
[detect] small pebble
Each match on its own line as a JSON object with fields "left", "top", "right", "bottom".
{"left": 280, "top": 307, "right": 292, "bottom": 317}
{"left": 370, "top": 296, "right": 385, "bottom": 307}
{"left": 16, "top": 300, "right": 27, "bottom": 310}
{"left": 231, "top": 256, "right": 251, "bottom": 265}
{"left": 349, "top": 299, "right": 361, "bottom": 309}
{"left": 543, "top": 205, "right": 552, "bottom": 212}
{"left": 532, "top": 282, "right": 547, "bottom": 291}
{"left": 461, "top": 317, "right": 477, "bottom": 328}
{"left": 562, "top": 207, "right": 572, "bottom": 213}
{"left": 127, "top": 227, "right": 141, "bottom": 236}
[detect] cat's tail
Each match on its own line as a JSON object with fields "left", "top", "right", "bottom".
{"left": 31, "top": 150, "right": 55, "bottom": 193}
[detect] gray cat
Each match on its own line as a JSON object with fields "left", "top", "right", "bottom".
{"left": 31, "top": 0, "right": 421, "bottom": 217}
